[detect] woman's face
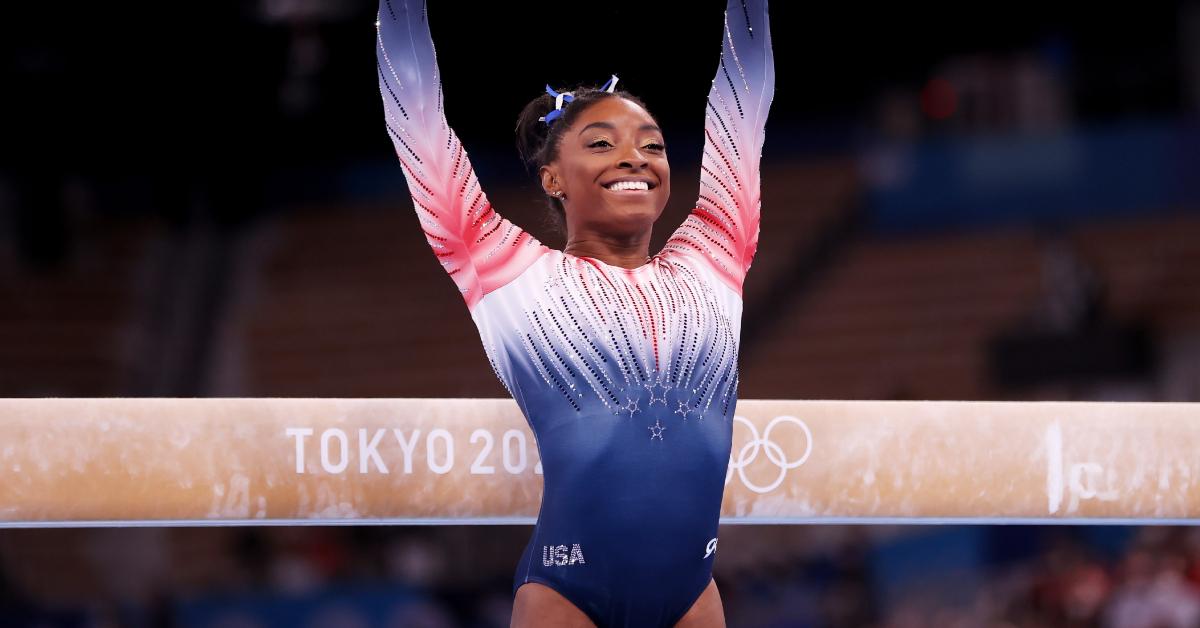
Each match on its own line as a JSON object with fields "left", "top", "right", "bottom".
{"left": 541, "top": 97, "right": 671, "bottom": 235}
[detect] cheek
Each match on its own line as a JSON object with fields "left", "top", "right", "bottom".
{"left": 565, "top": 161, "right": 605, "bottom": 193}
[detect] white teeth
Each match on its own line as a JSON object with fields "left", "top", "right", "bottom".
{"left": 605, "top": 181, "right": 650, "bottom": 191}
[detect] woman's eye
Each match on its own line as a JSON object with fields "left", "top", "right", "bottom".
{"left": 587, "top": 140, "right": 665, "bottom": 151}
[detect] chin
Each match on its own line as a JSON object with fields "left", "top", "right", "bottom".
{"left": 605, "top": 202, "right": 661, "bottom": 225}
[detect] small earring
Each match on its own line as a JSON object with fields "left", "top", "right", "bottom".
{"left": 550, "top": 191, "right": 564, "bottom": 199}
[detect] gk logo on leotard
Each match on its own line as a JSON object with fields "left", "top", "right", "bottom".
{"left": 704, "top": 537, "right": 718, "bottom": 559}
{"left": 542, "top": 544, "right": 586, "bottom": 567}
{"left": 726, "top": 415, "right": 813, "bottom": 494}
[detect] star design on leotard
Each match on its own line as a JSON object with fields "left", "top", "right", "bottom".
{"left": 675, "top": 400, "right": 698, "bottom": 420}
{"left": 644, "top": 379, "right": 670, "bottom": 406}
{"left": 621, "top": 396, "right": 641, "bottom": 418}
{"left": 648, "top": 419, "right": 666, "bottom": 441}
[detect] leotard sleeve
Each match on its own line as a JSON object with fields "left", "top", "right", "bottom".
{"left": 661, "top": 0, "right": 774, "bottom": 296}
{"left": 376, "top": 0, "right": 546, "bottom": 310}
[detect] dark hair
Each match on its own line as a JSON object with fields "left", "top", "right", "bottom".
{"left": 514, "top": 83, "right": 652, "bottom": 235}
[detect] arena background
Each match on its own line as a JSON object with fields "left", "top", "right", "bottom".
{"left": 3, "top": 1, "right": 1200, "bottom": 626}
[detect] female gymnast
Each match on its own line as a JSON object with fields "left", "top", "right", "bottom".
{"left": 376, "top": 0, "right": 773, "bottom": 625}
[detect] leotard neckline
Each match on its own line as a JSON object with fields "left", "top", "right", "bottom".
{"left": 565, "top": 251, "right": 662, "bottom": 274}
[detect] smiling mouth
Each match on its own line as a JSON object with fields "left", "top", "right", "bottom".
{"left": 602, "top": 181, "right": 656, "bottom": 192}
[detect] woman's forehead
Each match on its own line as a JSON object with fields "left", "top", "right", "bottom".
{"left": 573, "top": 97, "right": 658, "bottom": 130}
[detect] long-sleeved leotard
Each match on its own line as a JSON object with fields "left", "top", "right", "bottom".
{"left": 377, "top": 1, "right": 772, "bottom": 626}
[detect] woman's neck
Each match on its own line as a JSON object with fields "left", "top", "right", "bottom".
{"left": 564, "top": 234, "right": 652, "bottom": 270}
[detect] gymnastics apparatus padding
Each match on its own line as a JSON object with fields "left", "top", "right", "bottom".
{"left": 0, "top": 399, "right": 1195, "bottom": 526}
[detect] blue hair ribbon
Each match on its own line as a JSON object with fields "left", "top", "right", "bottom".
{"left": 538, "top": 74, "right": 620, "bottom": 124}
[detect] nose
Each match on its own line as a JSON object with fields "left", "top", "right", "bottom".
{"left": 616, "top": 145, "right": 649, "bottom": 170}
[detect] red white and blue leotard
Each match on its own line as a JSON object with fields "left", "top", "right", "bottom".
{"left": 377, "top": 1, "right": 773, "bottom": 625}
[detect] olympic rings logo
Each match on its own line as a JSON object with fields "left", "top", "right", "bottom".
{"left": 725, "top": 415, "right": 813, "bottom": 494}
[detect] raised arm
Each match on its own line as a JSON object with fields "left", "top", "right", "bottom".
{"left": 661, "top": 0, "right": 774, "bottom": 296}
{"left": 376, "top": 0, "right": 546, "bottom": 310}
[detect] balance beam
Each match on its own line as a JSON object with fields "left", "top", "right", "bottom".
{"left": 0, "top": 399, "right": 1196, "bottom": 526}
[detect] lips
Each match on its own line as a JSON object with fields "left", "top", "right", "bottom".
{"left": 600, "top": 176, "right": 657, "bottom": 189}
{"left": 604, "top": 186, "right": 653, "bottom": 196}
{"left": 601, "top": 178, "right": 657, "bottom": 192}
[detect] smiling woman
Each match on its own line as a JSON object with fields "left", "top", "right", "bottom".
{"left": 514, "top": 82, "right": 670, "bottom": 268}
{"left": 543, "top": 99, "right": 673, "bottom": 269}
{"left": 375, "top": 0, "right": 773, "bottom": 625}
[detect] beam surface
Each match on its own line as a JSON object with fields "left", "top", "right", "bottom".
{"left": 1, "top": 399, "right": 1196, "bottom": 526}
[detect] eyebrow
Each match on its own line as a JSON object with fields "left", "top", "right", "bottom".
{"left": 577, "top": 121, "right": 662, "bottom": 136}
